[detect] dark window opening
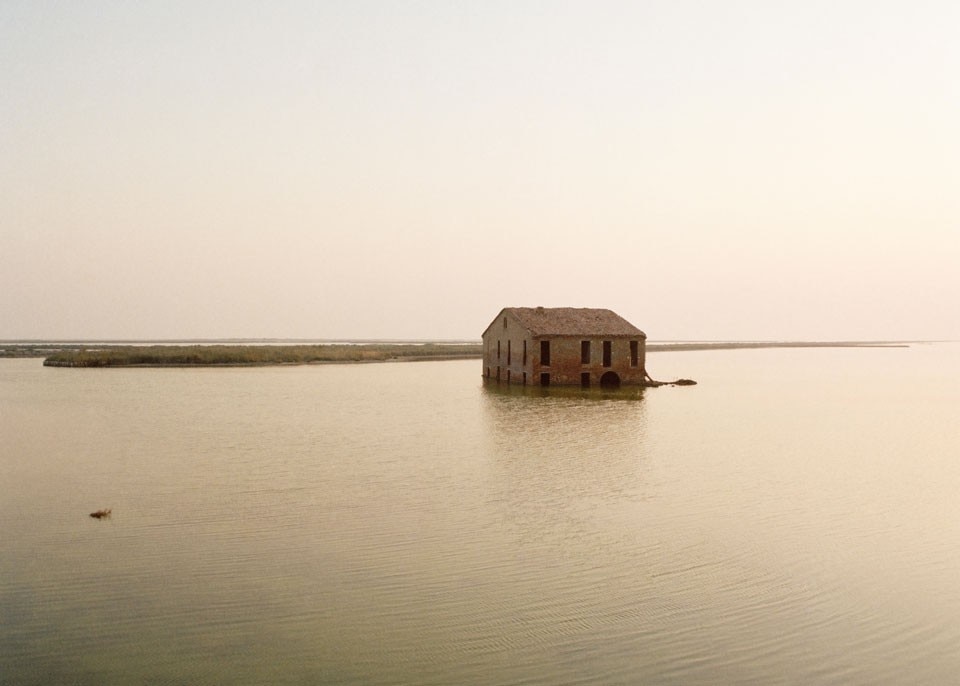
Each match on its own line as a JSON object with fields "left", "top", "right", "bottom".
{"left": 486, "top": 367, "right": 490, "bottom": 378}
{"left": 540, "top": 340, "right": 551, "bottom": 366}
{"left": 581, "top": 372, "right": 591, "bottom": 388}
{"left": 504, "top": 317, "right": 508, "bottom": 329}
{"left": 496, "top": 366, "right": 501, "bottom": 381}
{"left": 581, "top": 340, "right": 590, "bottom": 365}
{"left": 507, "top": 340, "right": 511, "bottom": 365}
{"left": 523, "top": 340, "right": 527, "bottom": 366}
{"left": 522, "top": 372, "right": 527, "bottom": 385}
{"left": 630, "top": 341, "right": 639, "bottom": 367}
{"left": 497, "top": 340, "right": 501, "bottom": 360}
{"left": 540, "top": 372, "right": 550, "bottom": 387}
{"left": 602, "top": 341, "right": 612, "bottom": 367}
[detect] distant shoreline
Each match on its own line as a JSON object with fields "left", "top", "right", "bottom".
{"left": 0, "top": 340, "right": 923, "bottom": 366}
{"left": 645, "top": 341, "right": 913, "bottom": 352}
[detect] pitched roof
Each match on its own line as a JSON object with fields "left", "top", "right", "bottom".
{"left": 490, "top": 307, "right": 645, "bottom": 338}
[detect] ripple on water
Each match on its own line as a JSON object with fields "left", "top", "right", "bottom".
{"left": 3, "top": 351, "right": 960, "bottom": 684}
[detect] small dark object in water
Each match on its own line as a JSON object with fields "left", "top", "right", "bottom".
{"left": 90, "top": 508, "right": 112, "bottom": 519}
{"left": 643, "top": 373, "right": 697, "bottom": 388}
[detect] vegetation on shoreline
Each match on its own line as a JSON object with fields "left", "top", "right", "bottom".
{"left": 0, "top": 344, "right": 73, "bottom": 358}
{"left": 41, "top": 344, "right": 484, "bottom": 367}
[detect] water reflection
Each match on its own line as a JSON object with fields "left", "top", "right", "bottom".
{"left": 5, "top": 349, "right": 960, "bottom": 685}
{"left": 479, "top": 378, "right": 648, "bottom": 457}
{"left": 481, "top": 377, "right": 646, "bottom": 401}
{"left": 479, "top": 379, "right": 651, "bottom": 559}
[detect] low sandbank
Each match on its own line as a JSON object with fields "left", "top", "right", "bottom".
{"left": 39, "top": 344, "right": 482, "bottom": 367}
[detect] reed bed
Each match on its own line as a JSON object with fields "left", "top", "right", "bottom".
{"left": 42, "top": 344, "right": 483, "bottom": 367}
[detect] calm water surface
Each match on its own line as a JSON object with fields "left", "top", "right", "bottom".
{"left": 2, "top": 345, "right": 959, "bottom": 684}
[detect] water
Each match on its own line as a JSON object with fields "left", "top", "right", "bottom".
{"left": 2, "top": 345, "right": 959, "bottom": 684}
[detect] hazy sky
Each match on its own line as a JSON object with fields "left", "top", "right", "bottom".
{"left": 2, "top": 1, "right": 957, "bottom": 341}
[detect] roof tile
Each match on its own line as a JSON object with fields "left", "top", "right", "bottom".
{"left": 503, "top": 307, "right": 645, "bottom": 337}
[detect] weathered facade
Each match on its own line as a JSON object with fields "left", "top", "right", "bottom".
{"left": 481, "top": 307, "right": 647, "bottom": 388}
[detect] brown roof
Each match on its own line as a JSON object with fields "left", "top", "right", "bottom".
{"left": 487, "top": 307, "right": 646, "bottom": 338}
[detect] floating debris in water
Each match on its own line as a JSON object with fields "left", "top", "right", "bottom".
{"left": 644, "top": 375, "right": 697, "bottom": 387}
{"left": 89, "top": 508, "right": 112, "bottom": 519}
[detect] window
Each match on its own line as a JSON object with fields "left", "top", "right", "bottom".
{"left": 630, "top": 341, "right": 639, "bottom": 367}
{"left": 581, "top": 340, "right": 590, "bottom": 365}
{"left": 523, "top": 340, "right": 527, "bottom": 366}
{"left": 522, "top": 372, "right": 527, "bottom": 386}
{"left": 540, "top": 340, "right": 551, "bottom": 366}
{"left": 497, "top": 340, "right": 501, "bottom": 360}
{"left": 581, "top": 372, "right": 590, "bottom": 388}
{"left": 504, "top": 317, "right": 508, "bottom": 329}
{"left": 602, "top": 340, "right": 612, "bottom": 367}
{"left": 507, "top": 340, "right": 511, "bottom": 365}
{"left": 540, "top": 372, "right": 550, "bottom": 387}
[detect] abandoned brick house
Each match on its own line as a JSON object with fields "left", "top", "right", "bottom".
{"left": 481, "top": 307, "right": 647, "bottom": 388}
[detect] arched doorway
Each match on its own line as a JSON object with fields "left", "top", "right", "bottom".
{"left": 600, "top": 371, "right": 620, "bottom": 389}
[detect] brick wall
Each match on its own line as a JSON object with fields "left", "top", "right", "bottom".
{"left": 483, "top": 310, "right": 646, "bottom": 386}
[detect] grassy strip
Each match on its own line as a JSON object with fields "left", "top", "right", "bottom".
{"left": 0, "top": 345, "right": 74, "bottom": 358}
{"left": 42, "top": 344, "right": 483, "bottom": 367}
